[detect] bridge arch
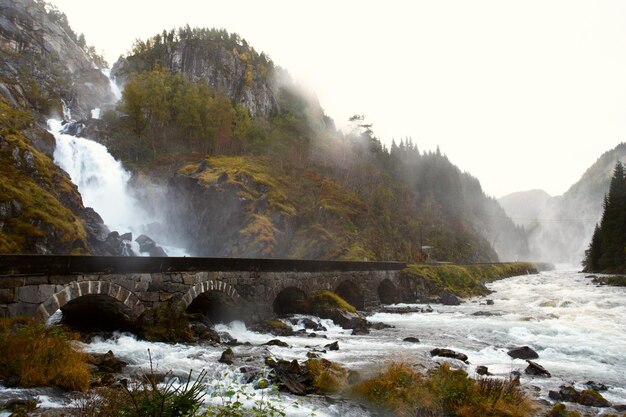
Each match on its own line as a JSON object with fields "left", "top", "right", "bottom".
{"left": 335, "top": 280, "right": 364, "bottom": 310}
{"left": 36, "top": 281, "right": 146, "bottom": 322}
{"left": 377, "top": 278, "right": 398, "bottom": 304}
{"left": 181, "top": 280, "right": 242, "bottom": 323}
{"left": 272, "top": 285, "right": 310, "bottom": 315}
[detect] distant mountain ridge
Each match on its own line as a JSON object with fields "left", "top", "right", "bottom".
{"left": 499, "top": 143, "right": 626, "bottom": 264}
{"left": 498, "top": 189, "right": 551, "bottom": 228}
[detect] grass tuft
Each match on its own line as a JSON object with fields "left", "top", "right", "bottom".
{"left": 0, "top": 317, "right": 91, "bottom": 391}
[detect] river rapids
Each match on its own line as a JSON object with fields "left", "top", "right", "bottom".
{"left": 1, "top": 268, "right": 624, "bottom": 416}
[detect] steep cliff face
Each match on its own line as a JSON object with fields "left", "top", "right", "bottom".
{"left": 112, "top": 28, "right": 278, "bottom": 118}
{"left": 0, "top": 0, "right": 114, "bottom": 254}
{"left": 0, "top": 0, "right": 114, "bottom": 121}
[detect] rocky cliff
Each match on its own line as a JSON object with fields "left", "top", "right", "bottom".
{"left": 0, "top": 0, "right": 114, "bottom": 121}
{"left": 0, "top": 0, "right": 115, "bottom": 254}
{"left": 111, "top": 27, "right": 277, "bottom": 118}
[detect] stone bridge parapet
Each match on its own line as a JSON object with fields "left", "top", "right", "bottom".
{"left": 0, "top": 256, "right": 409, "bottom": 323}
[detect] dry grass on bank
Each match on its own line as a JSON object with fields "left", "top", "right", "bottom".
{"left": 0, "top": 317, "right": 91, "bottom": 391}
{"left": 352, "top": 362, "right": 536, "bottom": 417}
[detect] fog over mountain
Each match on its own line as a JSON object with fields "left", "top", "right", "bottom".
{"left": 499, "top": 143, "right": 626, "bottom": 265}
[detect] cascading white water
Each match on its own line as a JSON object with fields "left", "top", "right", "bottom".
{"left": 49, "top": 119, "right": 150, "bottom": 234}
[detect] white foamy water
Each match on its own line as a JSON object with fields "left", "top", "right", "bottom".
{"left": 49, "top": 119, "right": 150, "bottom": 233}
{"left": 48, "top": 119, "right": 187, "bottom": 255}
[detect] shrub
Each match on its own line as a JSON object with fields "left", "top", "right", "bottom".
{"left": 304, "top": 358, "right": 348, "bottom": 394}
{"left": 353, "top": 362, "right": 535, "bottom": 417}
{"left": 0, "top": 317, "right": 91, "bottom": 391}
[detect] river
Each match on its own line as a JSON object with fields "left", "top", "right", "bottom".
{"left": 2, "top": 267, "right": 624, "bottom": 416}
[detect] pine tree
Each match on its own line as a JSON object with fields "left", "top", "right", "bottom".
{"left": 584, "top": 161, "right": 626, "bottom": 272}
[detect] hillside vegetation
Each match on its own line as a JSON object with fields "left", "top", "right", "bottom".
{"left": 0, "top": 3, "right": 528, "bottom": 262}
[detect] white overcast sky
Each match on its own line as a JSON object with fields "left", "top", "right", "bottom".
{"left": 49, "top": 0, "right": 626, "bottom": 198}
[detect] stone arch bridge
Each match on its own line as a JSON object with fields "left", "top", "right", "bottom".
{"left": 0, "top": 255, "right": 410, "bottom": 325}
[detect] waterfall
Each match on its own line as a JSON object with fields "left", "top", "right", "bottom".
{"left": 49, "top": 119, "right": 149, "bottom": 233}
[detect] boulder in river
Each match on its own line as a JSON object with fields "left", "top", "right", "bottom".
{"left": 403, "top": 336, "right": 420, "bottom": 343}
{"left": 549, "top": 386, "right": 610, "bottom": 408}
{"left": 86, "top": 350, "right": 127, "bottom": 373}
{"left": 507, "top": 346, "right": 539, "bottom": 360}
{"left": 440, "top": 292, "right": 462, "bottom": 306}
{"left": 476, "top": 365, "right": 490, "bottom": 376}
{"left": 264, "top": 339, "right": 290, "bottom": 347}
{"left": 325, "top": 341, "right": 340, "bottom": 351}
{"left": 218, "top": 347, "right": 235, "bottom": 365}
{"left": 430, "top": 348, "right": 468, "bottom": 363}
{"left": 524, "top": 360, "right": 550, "bottom": 377}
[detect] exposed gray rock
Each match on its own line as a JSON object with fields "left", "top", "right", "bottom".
{"left": 430, "top": 348, "right": 468, "bottom": 363}
{"left": 507, "top": 346, "right": 539, "bottom": 360}
{"left": 218, "top": 347, "right": 235, "bottom": 365}
{"left": 524, "top": 360, "right": 550, "bottom": 377}
{"left": 440, "top": 292, "right": 462, "bottom": 306}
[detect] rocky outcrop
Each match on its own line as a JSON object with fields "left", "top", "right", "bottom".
{"left": 0, "top": 0, "right": 114, "bottom": 121}
{"left": 164, "top": 163, "right": 295, "bottom": 257}
{"left": 112, "top": 29, "right": 277, "bottom": 118}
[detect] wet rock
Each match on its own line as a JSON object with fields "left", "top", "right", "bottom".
{"left": 251, "top": 319, "right": 294, "bottom": 337}
{"left": 3, "top": 398, "right": 37, "bottom": 414}
{"left": 578, "top": 389, "right": 610, "bottom": 407}
{"left": 524, "top": 360, "right": 550, "bottom": 377}
{"left": 327, "top": 309, "right": 368, "bottom": 330}
{"left": 189, "top": 323, "right": 221, "bottom": 344}
{"left": 219, "top": 347, "right": 235, "bottom": 365}
{"left": 613, "top": 404, "right": 626, "bottom": 412}
{"left": 549, "top": 386, "right": 610, "bottom": 408}
{"left": 270, "top": 359, "right": 308, "bottom": 396}
{"left": 369, "top": 321, "right": 394, "bottom": 330}
{"left": 440, "top": 292, "right": 462, "bottom": 306}
{"left": 120, "top": 232, "right": 132, "bottom": 241}
{"left": 585, "top": 381, "right": 608, "bottom": 391}
{"left": 86, "top": 350, "right": 127, "bottom": 373}
{"left": 403, "top": 337, "right": 420, "bottom": 343}
{"left": 296, "top": 317, "right": 326, "bottom": 332}
{"left": 264, "top": 339, "right": 289, "bottom": 347}
{"left": 149, "top": 245, "right": 168, "bottom": 257}
{"left": 306, "top": 351, "right": 320, "bottom": 359}
{"left": 476, "top": 365, "right": 490, "bottom": 376}
{"left": 325, "top": 341, "right": 340, "bottom": 351}
{"left": 239, "top": 366, "right": 263, "bottom": 384}
{"left": 485, "top": 299, "right": 494, "bottom": 305}
{"left": 430, "top": 348, "right": 468, "bottom": 363}
{"left": 351, "top": 322, "right": 370, "bottom": 335}
{"left": 507, "top": 346, "right": 539, "bottom": 360}
{"left": 472, "top": 311, "right": 501, "bottom": 317}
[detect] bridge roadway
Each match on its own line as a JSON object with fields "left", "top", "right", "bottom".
{"left": 0, "top": 255, "right": 409, "bottom": 324}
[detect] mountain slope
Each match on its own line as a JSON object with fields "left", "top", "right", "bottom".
{"left": 498, "top": 189, "right": 552, "bottom": 228}
{"left": 523, "top": 143, "right": 626, "bottom": 264}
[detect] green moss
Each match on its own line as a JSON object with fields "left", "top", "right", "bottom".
{"left": 138, "top": 303, "right": 194, "bottom": 343}
{"left": 240, "top": 214, "right": 277, "bottom": 255}
{"left": 311, "top": 290, "right": 357, "bottom": 314}
{"left": 403, "top": 263, "right": 536, "bottom": 298}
